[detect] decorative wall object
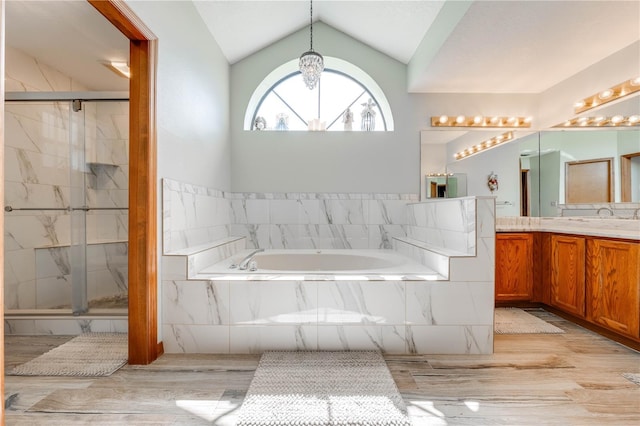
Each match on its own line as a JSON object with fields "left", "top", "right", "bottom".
{"left": 487, "top": 172, "right": 499, "bottom": 192}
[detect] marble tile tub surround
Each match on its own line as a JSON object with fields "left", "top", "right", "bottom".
{"left": 161, "top": 191, "right": 495, "bottom": 354}
{"left": 162, "top": 178, "right": 417, "bottom": 253}
{"left": 161, "top": 279, "right": 494, "bottom": 355}
{"left": 496, "top": 215, "right": 640, "bottom": 240}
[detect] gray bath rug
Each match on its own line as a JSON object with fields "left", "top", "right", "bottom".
{"left": 495, "top": 308, "right": 564, "bottom": 334}
{"left": 8, "top": 333, "right": 127, "bottom": 377}
{"left": 236, "top": 351, "right": 411, "bottom": 426}
{"left": 622, "top": 373, "right": 640, "bottom": 386}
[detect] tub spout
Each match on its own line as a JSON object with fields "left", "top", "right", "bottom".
{"left": 237, "top": 248, "right": 265, "bottom": 270}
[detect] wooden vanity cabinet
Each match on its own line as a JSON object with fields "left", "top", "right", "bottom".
{"left": 586, "top": 238, "right": 640, "bottom": 339}
{"left": 495, "top": 233, "right": 533, "bottom": 301}
{"left": 550, "top": 235, "right": 586, "bottom": 318}
{"left": 495, "top": 230, "right": 640, "bottom": 345}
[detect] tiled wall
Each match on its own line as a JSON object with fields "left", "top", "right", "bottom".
{"left": 162, "top": 178, "right": 418, "bottom": 253}
{"left": 4, "top": 47, "right": 128, "bottom": 313}
{"left": 406, "top": 197, "right": 477, "bottom": 255}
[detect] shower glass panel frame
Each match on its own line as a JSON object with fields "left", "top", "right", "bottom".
{"left": 4, "top": 92, "right": 129, "bottom": 316}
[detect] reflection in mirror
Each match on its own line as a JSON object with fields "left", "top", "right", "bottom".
{"left": 425, "top": 173, "right": 467, "bottom": 199}
{"left": 539, "top": 129, "right": 639, "bottom": 217}
{"left": 423, "top": 126, "right": 638, "bottom": 218}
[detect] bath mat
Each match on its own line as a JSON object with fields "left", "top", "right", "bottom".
{"left": 495, "top": 308, "right": 564, "bottom": 334}
{"left": 236, "top": 351, "right": 411, "bottom": 426}
{"left": 622, "top": 373, "right": 640, "bottom": 386}
{"left": 8, "top": 333, "right": 127, "bottom": 377}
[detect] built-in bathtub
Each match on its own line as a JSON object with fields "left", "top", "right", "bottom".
{"left": 161, "top": 195, "right": 496, "bottom": 355}
{"left": 197, "top": 249, "right": 444, "bottom": 281}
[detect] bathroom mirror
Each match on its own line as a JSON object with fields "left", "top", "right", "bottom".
{"left": 423, "top": 96, "right": 639, "bottom": 216}
{"left": 537, "top": 128, "right": 639, "bottom": 214}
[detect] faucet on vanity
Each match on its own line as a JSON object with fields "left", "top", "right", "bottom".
{"left": 596, "top": 207, "right": 614, "bottom": 217}
{"left": 231, "top": 248, "right": 265, "bottom": 271}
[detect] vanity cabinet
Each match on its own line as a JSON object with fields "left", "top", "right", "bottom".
{"left": 550, "top": 235, "right": 586, "bottom": 318}
{"left": 495, "top": 233, "right": 533, "bottom": 301}
{"left": 586, "top": 238, "right": 640, "bottom": 339}
{"left": 495, "top": 230, "right": 640, "bottom": 345}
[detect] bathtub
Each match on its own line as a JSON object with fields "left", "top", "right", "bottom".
{"left": 198, "top": 249, "right": 443, "bottom": 281}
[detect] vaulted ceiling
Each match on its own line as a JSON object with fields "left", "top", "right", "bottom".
{"left": 5, "top": 1, "right": 640, "bottom": 95}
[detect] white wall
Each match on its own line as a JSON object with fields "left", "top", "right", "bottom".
{"left": 230, "top": 22, "right": 417, "bottom": 194}
{"left": 125, "top": 0, "right": 231, "bottom": 341}
{"left": 126, "top": 0, "right": 231, "bottom": 192}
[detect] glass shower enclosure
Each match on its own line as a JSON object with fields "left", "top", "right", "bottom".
{"left": 4, "top": 93, "right": 129, "bottom": 316}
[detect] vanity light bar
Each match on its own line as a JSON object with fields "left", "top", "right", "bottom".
{"left": 426, "top": 173, "right": 454, "bottom": 177}
{"left": 431, "top": 115, "right": 532, "bottom": 128}
{"left": 573, "top": 77, "right": 640, "bottom": 114}
{"left": 554, "top": 115, "right": 640, "bottom": 128}
{"left": 454, "top": 131, "right": 514, "bottom": 160}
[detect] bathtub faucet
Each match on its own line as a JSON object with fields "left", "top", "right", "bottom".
{"left": 237, "top": 248, "right": 265, "bottom": 270}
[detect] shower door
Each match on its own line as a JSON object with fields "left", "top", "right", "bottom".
{"left": 4, "top": 96, "right": 129, "bottom": 315}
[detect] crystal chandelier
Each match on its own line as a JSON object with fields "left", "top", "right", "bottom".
{"left": 299, "top": 0, "right": 324, "bottom": 90}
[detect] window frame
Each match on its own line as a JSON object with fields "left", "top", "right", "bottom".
{"left": 244, "top": 56, "right": 394, "bottom": 131}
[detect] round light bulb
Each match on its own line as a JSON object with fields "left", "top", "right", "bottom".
{"left": 574, "top": 100, "right": 586, "bottom": 108}
{"left": 456, "top": 115, "right": 466, "bottom": 124}
{"left": 628, "top": 115, "right": 640, "bottom": 123}
{"left": 630, "top": 77, "right": 640, "bottom": 86}
{"left": 439, "top": 115, "right": 448, "bottom": 124}
{"left": 599, "top": 89, "right": 613, "bottom": 99}
{"left": 611, "top": 115, "right": 624, "bottom": 124}
{"left": 473, "top": 116, "right": 483, "bottom": 124}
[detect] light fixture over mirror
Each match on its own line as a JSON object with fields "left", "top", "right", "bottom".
{"left": 573, "top": 77, "right": 640, "bottom": 114}
{"left": 299, "top": 0, "right": 324, "bottom": 90}
{"left": 432, "top": 115, "right": 532, "bottom": 128}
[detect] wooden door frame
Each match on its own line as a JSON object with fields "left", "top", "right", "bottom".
{"left": 1, "top": 1, "right": 6, "bottom": 422}
{"left": 621, "top": 152, "right": 640, "bottom": 202}
{"left": 87, "top": 1, "right": 160, "bottom": 365}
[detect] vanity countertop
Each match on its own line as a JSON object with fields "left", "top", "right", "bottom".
{"left": 496, "top": 216, "right": 640, "bottom": 241}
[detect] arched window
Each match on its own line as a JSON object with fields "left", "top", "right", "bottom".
{"left": 244, "top": 57, "right": 394, "bottom": 132}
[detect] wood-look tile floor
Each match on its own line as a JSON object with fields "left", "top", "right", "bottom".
{"left": 4, "top": 309, "right": 640, "bottom": 425}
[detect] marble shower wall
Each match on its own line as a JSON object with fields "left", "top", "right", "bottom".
{"left": 162, "top": 178, "right": 418, "bottom": 253}
{"left": 4, "top": 47, "right": 128, "bottom": 311}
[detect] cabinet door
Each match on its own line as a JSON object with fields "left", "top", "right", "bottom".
{"left": 495, "top": 233, "right": 533, "bottom": 301}
{"left": 550, "top": 235, "right": 586, "bottom": 317}
{"left": 586, "top": 239, "right": 640, "bottom": 339}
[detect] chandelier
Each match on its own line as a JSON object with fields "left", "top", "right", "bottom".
{"left": 299, "top": 0, "right": 324, "bottom": 90}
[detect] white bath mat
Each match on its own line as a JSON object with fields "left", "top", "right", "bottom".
{"left": 622, "top": 373, "right": 640, "bottom": 386}
{"left": 495, "top": 308, "right": 564, "bottom": 334}
{"left": 236, "top": 351, "right": 411, "bottom": 426}
{"left": 8, "top": 333, "right": 127, "bottom": 377}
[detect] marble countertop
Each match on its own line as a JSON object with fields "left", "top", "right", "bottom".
{"left": 496, "top": 217, "right": 640, "bottom": 241}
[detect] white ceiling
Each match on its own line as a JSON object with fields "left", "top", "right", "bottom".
{"left": 4, "top": 0, "right": 639, "bottom": 95}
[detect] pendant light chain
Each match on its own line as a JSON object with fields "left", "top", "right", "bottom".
{"left": 310, "top": 0, "right": 314, "bottom": 51}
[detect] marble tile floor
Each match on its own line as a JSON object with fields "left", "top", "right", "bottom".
{"left": 4, "top": 309, "right": 639, "bottom": 425}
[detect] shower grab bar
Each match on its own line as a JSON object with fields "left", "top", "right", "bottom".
{"left": 5, "top": 206, "right": 128, "bottom": 212}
